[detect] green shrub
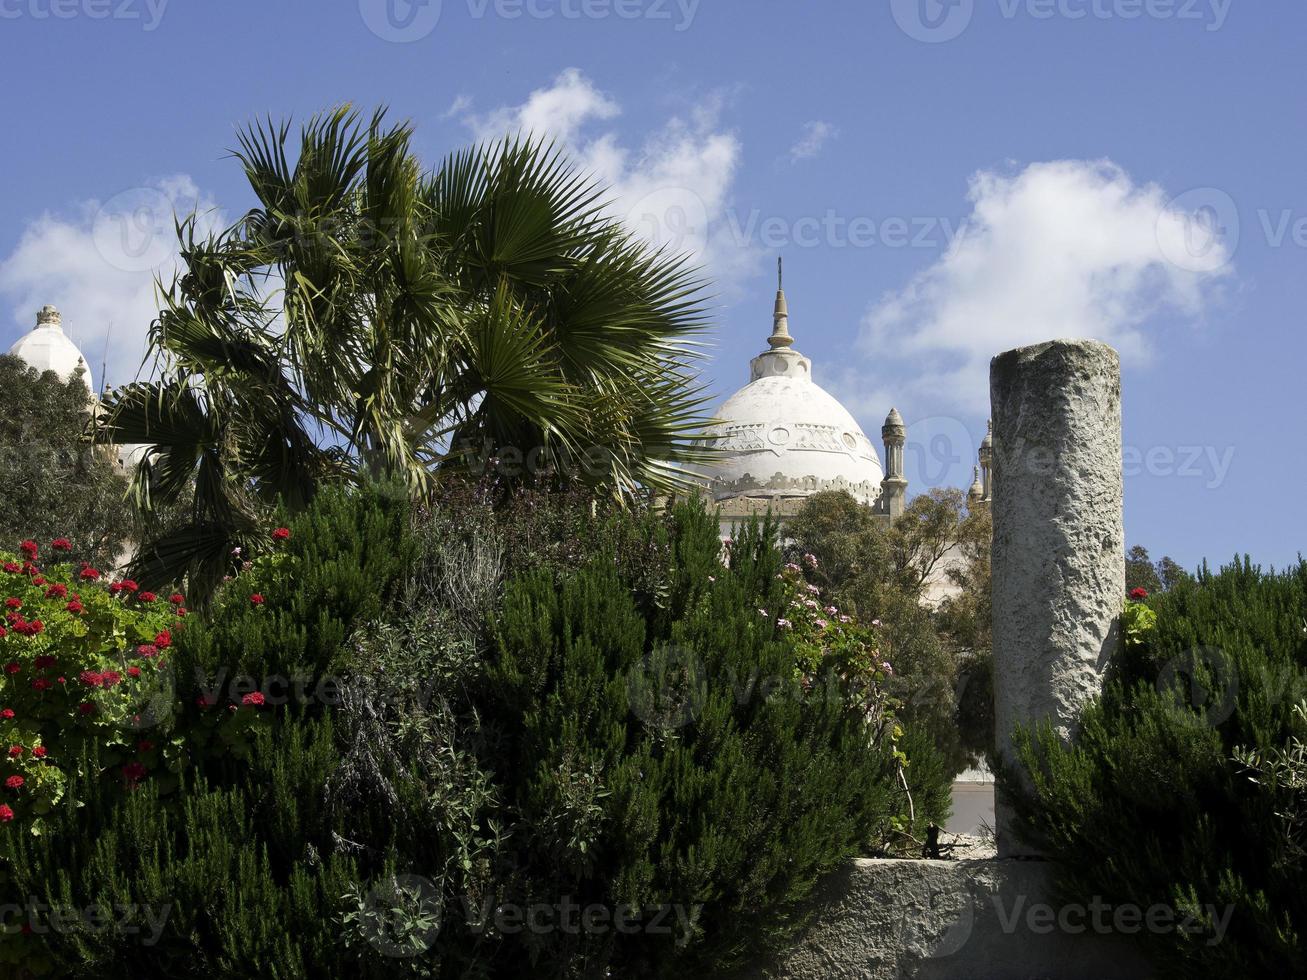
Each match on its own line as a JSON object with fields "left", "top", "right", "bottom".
{"left": 477, "top": 502, "right": 943, "bottom": 976}
{"left": 0, "top": 355, "right": 134, "bottom": 570}
{"left": 0, "top": 717, "right": 361, "bottom": 978}
{"left": 0, "top": 489, "right": 949, "bottom": 978}
{"left": 1008, "top": 558, "right": 1307, "bottom": 978}
{"left": 173, "top": 482, "right": 414, "bottom": 685}
{"left": 0, "top": 541, "right": 182, "bottom": 831}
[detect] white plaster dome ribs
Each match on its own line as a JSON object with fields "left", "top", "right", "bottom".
{"left": 703, "top": 263, "right": 885, "bottom": 508}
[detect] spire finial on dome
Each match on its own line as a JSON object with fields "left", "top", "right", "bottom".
{"left": 36, "top": 305, "right": 62, "bottom": 329}
{"left": 768, "top": 257, "right": 793, "bottom": 349}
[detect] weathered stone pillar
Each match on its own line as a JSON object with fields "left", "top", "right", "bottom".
{"left": 990, "top": 340, "right": 1123, "bottom": 858}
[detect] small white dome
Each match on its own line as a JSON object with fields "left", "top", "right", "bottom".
{"left": 702, "top": 279, "right": 883, "bottom": 508}
{"left": 8, "top": 306, "right": 93, "bottom": 392}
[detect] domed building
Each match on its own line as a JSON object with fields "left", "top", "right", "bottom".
{"left": 7, "top": 305, "right": 147, "bottom": 473}
{"left": 701, "top": 265, "right": 991, "bottom": 541}
{"left": 7, "top": 305, "right": 94, "bottom": 393}
{"left": 702, "top": 266, "right": 909, "bottom": 538}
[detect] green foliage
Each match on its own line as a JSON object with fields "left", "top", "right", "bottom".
{"left": 0, "top": 546, "right": 181, "bottom": 832}
{"left": 1121, "top": 593, "right": 1158, "bottom": 650}
{"left": 1008, "top": 557, "right": 1307, "bottom": 978}
{"left": 0, "top": 488, "right": 947, "bottom": 978}
{"left": 0, "top": 355, "right": 133, "bottom": 570}
{"left": 100, "top": 109, "right": 714, "bottom": 595}
{"left": 0, "top": 718, "right": 361, "bottom": 979}
{"left": 784, "top": 489, "right": 994, "bottom": 774}
{"left": 1126, "top": 544, "right": 1194, "bottom": 597}
{"left": 478, "top": 501, "right": 941, "bottom": 976}
{"left": 173, "top": 482, "right": 414, "bottom": 682}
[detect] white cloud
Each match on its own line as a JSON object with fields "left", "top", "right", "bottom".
{"left": 856, "top": 159, "right": 1234, "bottom": 414}
{"left": 0, "top": 175, "right": 223, "bottom": 390}
{"left": 464, "top": 68, "right": 620, "bottom": 147}
{"left": 456, "top": 69, "right": 751, "bottom": 291}
{"left": 788, "top": 121, "right": 837, "bottom": 164}
{"left": 440, "top": 94, "right": 473, "bottom": 120}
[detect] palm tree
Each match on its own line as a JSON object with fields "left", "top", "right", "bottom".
{"left": 100, "top": 107, "right": 714, "bottom": 596}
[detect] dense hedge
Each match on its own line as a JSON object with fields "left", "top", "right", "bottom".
{"left": 0, "top": 486, "right": 948, "bottom": 977}
{"left": 1008, "top": 558, "right": 1307, "bottom": 978}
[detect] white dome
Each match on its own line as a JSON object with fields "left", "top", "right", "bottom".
{"left": 702, "top": 281, "right": 884, "bottom": 508}
{"left": 8, "top": 306, "right": 93, "bottom": 392}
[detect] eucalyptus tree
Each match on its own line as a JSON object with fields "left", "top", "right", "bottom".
{"left": 100, "top": 107, "right": 714, "bottom": 595}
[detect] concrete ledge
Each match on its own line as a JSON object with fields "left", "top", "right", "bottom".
{"left": 746, "top": 858, "right": 1156, "bottom": 980}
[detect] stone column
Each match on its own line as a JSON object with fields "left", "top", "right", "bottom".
{"left": 990, "top": 340, "right": 1123, "bottom": 858}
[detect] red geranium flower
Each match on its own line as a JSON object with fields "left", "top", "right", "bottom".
{"left": 31, "top": 746, "right": 46, "bottom": 758}
{"left": 1129, "top": 587, "right": 1149, "bottom": 601}
{"left": 136, "top": 644, "right": 158, "bottom": 658}
{"left": 108, "top": 582, "right": 124, "bottom": 595}
{"left": 7, "top": 746, "right": 21, "bottom": 758}
{"left": 1, "top": 563, "right": 18, "bottom": 574}
{"left": 4, "top": 775, "right": 24, "bottom": 790}
{"left": 121, "top": 762, "right": 147, "bottom": 783}
{"left": 79, "top": 567, "right": 100, "bottom": 581}
{"left": 241, "top": 691, "right": 266, "bottom": 707}
{"left": 30, "top": 679, "right": 52, "bottom": 692}
{"left": 44, "top": 584, "right": 67, "bottom": 599}
{"left": 0, "top": 804, "right": 12, "bottom": 822}
{"left": 78, "top": 670, "right": 103, "bottom": 687}
{"left": 31, "top": 577, "right": 45, "bottom": 586}
{"left": 154, "top": 630, "right": 172, "bottom": 649}
{"left": 0, "top": 709, "right": 12, "bottom": 720}
{"left": 138, "top": 591, "right": 157, "bottom": 603}
{"left": 51, "top": 538, "right": 71, "bottom": 552}
{"left": 101, "top": 671, "right": 122, "bottom": 688}
{"left": 127, "top": 666, "right": 141, "bottom": 678}
{"left": 77, "top": 703, "right": 95, "bottom": 716}
{"left": 272, "top": 527, "right": 291, "bottom": 541}
{"left": 121, "top": 580, "right": 139, "bottom": 593}
{"left": 3, "top": 598, "right": 20, "bottom": 610}
{"left": 65, "top": 600, "right": 84, "bottom": 614}
{"left": 249, "top": 594, "right": 265, "bottom": 606}
{"left": 34, "top": 655, "right": 55, "bottom": 669}
{"left": 0, "top": 626, "right": 7, "bottom": 639}
{"left": 3, "top": 663, "right": 18, "bottom": 675}
{"left": 169, "top": 593, "right": 185, "bottom": 605}
{"left": 19, "top": 541, "right": 37, "bottom": 559}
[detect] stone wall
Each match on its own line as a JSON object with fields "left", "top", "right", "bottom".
{"left": 743, "top": 858, "right": 1155, "bottom": 980}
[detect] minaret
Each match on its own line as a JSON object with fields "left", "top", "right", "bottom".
{"left": 880, "top": 407, "right": 907, "bottom": 522}
{"left": 968, "top": 466, "right": 985, "bottom": 508}
{"left": 979, "top": 419, "right": 993, "bottom": 502}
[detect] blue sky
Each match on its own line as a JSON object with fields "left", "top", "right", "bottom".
{"left": 1, "top": 0, "right": 1301, "bottom": 572}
